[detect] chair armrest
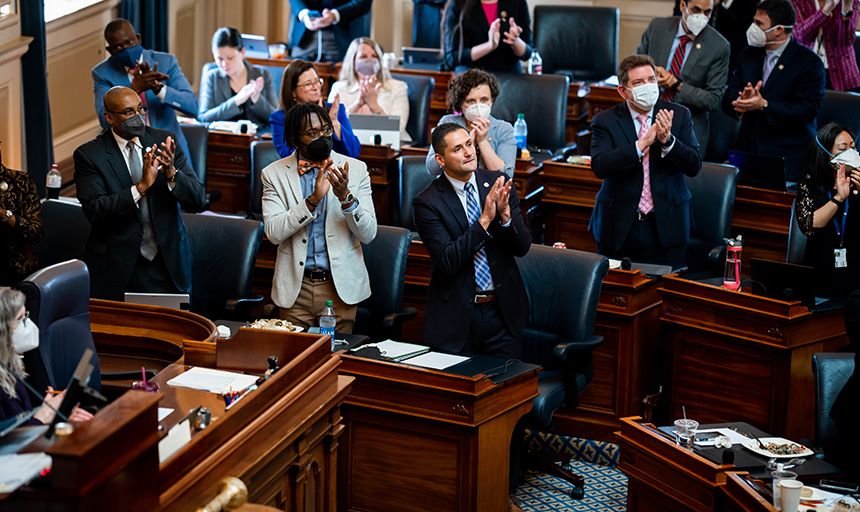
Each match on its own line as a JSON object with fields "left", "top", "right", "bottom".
{"left": 553, "top": 335, "right": 604, "bottom": 361}
{"left": 381, "top": 307, "right": 418, "bottom": 330}
{"left": 224, "top": 295, "right": 265, "bottom": 313}
{"left": 709, "top": 245, "right": 726, "bottom": 269}
{"left": 207, "top": 189, "right": 222, "bottom": 203}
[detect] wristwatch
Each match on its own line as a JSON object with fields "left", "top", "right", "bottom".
{"left": 662, "top": 134, "right": 676, "bottom": 149}
{"left": 340, "top": 192, "right": 355, "bottom": 206}
{"left": 2, "top": 209, "right": 12, "bottom": 222}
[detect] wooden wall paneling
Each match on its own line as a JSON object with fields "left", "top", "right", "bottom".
{"left": 0, "top": 35, "right": 29, "bottom": 170}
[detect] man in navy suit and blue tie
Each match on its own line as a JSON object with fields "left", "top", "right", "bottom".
{"left": 590, "top": 54, "right": 702, "bottom": 268}
{"left": 92, "top": 19, "right": 198, "bottom": 165}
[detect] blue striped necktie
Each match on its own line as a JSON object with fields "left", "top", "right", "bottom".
{"left": 464, "top": 182, "right": 492, "bottom": 291}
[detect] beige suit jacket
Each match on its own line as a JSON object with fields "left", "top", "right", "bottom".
{"left": 261, "top": 151, "right": 377, "bottom": 308}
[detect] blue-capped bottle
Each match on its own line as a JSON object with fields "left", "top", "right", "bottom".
{"left": 320, "top": 300, "right": 336, "bottom": 350}
{"left": 513, "top": 113, "right": 527, "bottom": 150}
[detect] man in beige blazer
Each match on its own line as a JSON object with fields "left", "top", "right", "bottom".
{"left": 261, "top": 102, "right": 376, "bottom": 331}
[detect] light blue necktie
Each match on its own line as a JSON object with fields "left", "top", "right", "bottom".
{"left": 464, "top": 182, "right": 492, "bottom": 291}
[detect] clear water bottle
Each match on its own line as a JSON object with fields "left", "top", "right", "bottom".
{"left": 723, "top": 235, "right": 743, "bottom": 291}
{"left": 528, "top": 50, "right": 543, "bottom": 75}
{"left": 319, "top": 300, "right": 336, "bottom": 350}
{"left": 513, "top": 113, "right": 527, "bottom": 150}
{"left": 46, "top": 164, "right": 61, "bottom": 199}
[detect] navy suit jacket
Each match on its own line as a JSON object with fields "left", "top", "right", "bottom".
{"left": 721, "top": 38, "right": 825, "bottom": 181}
{"left": 289, "top": 0, "right": 372, "bottom": 61}
{"left": 92, "top": 48, "right": 198, "bottom": 163}
{"left": 412, "top": 169, "right": 531, "bottom": 352}
{"left": 589, "top": 99, "right": 702, "bottom": 251}
{"left": 74, "top": 126, "right": 206, "bottom": 301}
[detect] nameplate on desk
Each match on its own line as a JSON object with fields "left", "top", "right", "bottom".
{"left": 158, "top": 418, "right": 191, "bottom": 464}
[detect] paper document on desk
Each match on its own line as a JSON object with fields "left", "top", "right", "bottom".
{"left": 166, "top": 367, "right": 258, "bottom": 394}
{"left": 0, "top": 453, "right": 51, "bottom": 493}
{"left": 405, "top": 352, "right": 470, "bottom": 370}
{"left": 366, "top": 340, "right": 430, "bottom": 362}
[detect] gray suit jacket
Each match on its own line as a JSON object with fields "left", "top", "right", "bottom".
{"left": 198, "top": 60, "right": 278, "bottom": 129}
{"left": 425, "top": 114, "right": 517, "bottom": 177}
{"left": 261, "top": 151, "right": 377, "bottom": 308}
{"left": 636, "top": 17, "right": 730, "bottom": 156}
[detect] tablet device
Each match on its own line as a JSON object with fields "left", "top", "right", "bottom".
{"left": 125, "top": 292, "right": 191, "bottom": 311}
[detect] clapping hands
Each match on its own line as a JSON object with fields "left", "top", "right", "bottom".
{"left": 235, "top": 76, "right": 265, "bottom": 106}
{"left": 479, "top": 176, "right": 513, "bottom": 228}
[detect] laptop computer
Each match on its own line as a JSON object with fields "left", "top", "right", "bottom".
{"left": 728, "top": 150, "right": 787, "bottom": 191}
{"left": 349, "top": 114, "right": 401, "bottom": 149}
{"left": 401, "top": 47, "right": 442, "bottom": 71}
{"left": 241, "top": 33, "right": 269, "bottom": 59}
{"left": 125, "top": 292, "right": 191, "bottom": 311}
{"left": 749, "top": 258, "right": 816, "bottom": 308}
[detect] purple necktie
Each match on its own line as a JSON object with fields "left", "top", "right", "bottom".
{"left": 762, "top": 52, "right": 778, "bottom": 85}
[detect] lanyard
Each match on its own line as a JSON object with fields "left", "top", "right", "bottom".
{"left": 828, "top": 191, "right": 850, "bottom": 247}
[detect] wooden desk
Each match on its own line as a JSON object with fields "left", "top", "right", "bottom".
{"left": 539, "top": 159, "right": 600, "bottom": 250}
{"left": 358, "top": 144, "right": 399, "bottom": 226}
{"left": 337, "top": 353, "right": 539, "bottom": 512}
{"left": 585, "top": 83, "right": 624, "bottom": 122}
{"left": 731, "top": 185, "right": 795, "bottom": 272}
{"left": 659, "top": 275, "right": 848, "bottom": 440}
{"left": 206, "top": 130, "right": 259, "bottom": 214}
{"left": 721, "top": 472, "right": 778, "bottom": 512}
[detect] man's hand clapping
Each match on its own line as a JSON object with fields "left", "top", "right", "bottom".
{"left": 130, "top": 61, "right": 169, "bottom": 95}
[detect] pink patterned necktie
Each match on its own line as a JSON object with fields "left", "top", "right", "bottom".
{"left": 637, "top": 114, "right": 654, "bottom": 215}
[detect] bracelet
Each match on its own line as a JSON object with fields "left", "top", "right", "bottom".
{"left": 135, "top": 183, "right": 146, "bottom": 196}
{"left": 166, "top": 170, "right": 176, "bottom": 183}
{"left": 831, "top": 196, "right": 844, "bottom": 206}
{"left": 306, "top": 197, "right": 318, "bottom": 210}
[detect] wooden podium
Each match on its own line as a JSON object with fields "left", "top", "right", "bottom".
{"left": 659, "top": 275, "right": 848, "bottom": 440}
{"left": 337, "top": 353, "right": 539, "bottom": 512}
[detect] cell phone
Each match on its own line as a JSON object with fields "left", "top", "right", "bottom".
{"left": 307, "top": 9, "right": 322, "bottom": 18}
{"left": 819, "top": 480, "right": 860, "bottom": 493}
{"left": 695, "top": 432, "right": 721, "bottom": 442}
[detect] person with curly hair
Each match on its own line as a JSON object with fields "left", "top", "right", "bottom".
{"left": 425, "top": 68, "right": 516, "bottom": 177}
{"left": 0, "top": 145, "right": 43, "bottom": 287}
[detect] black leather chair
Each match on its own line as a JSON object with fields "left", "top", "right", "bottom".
{"left": 811, "top": 352, "right": 855, "bottom": 459}
{"left": 181, "top": 213, "right": 265, "bottom": 320}
{"left": 395, "top": 155, "right": 437, "bottom": 235}
{"left": 532, "top": 6, "right": 618, "bottom": 82}
{"left": 390, "top": 72, "right": 435, "bottom": 145}
{"left": 817, "top": 90, "right": 860, "bottom": 136}
{"left": 517, "top": 245, "right": 609, "bottom": 499}
{"left": 180, "top": 123, "right": 221, "bottom": 210}
{"left": 787, "top": 198, "right": 808, "bottom": 265}
{"left": 705, "top": 109, "right": 741, "bottom": 164}
{"left": 354, "top": 226, "right": 418, "bottom": 341}
{"left": 249, "top": 141, "right": 281, "bottom": 220}
{"left": 492, "top": 73, "right": 570, "bottom": 153}
{"left": 684, "top": 162, "right": 738, "bottom": 273}
{"left": 33, "top": 199, "right": 90, "bottom": 269}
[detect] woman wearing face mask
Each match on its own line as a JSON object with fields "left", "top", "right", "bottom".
{"left": 269, "top": 60, "right": 361, "bottom": 159}
{"left": 329, "top": 37, "right": 411, "bottom": 142}
{"left": 426, "top": 69, "right": 516, "bottom": 177}
{"left": 198, "top": 27, "right": 278, "bottom": 130}
{"left": 796, "top": 122, "right": 860, "bottom": 296}
{"left": 0, "top": 287, "right": 93, "bottom": 425}
{"left": 792, "top": 0, "right": 860, "bottom": 92}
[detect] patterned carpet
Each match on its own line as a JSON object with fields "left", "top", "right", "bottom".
{"left": 514, "top": 431, "right": 628, "bottom": 512}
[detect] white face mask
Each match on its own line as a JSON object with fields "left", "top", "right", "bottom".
{"left": 746, "top": 23, "right": 784, "bottom": 47}
{"left": 11, "top": 317, "right": 39, "bottom": 354}
{"left": 463, "top": 103, "right": 492, "bottom": 123}
{"left": 355, "top": 59, "right": 380, "bottom": 77}
{"left": 832, "top": 148, "right": 860, "bottom": 169}
{"left": 684, "top": 10, "right": 710, "bottom": 37}
{"left": 626, "top": 82, "right": 660, "bottom": 111}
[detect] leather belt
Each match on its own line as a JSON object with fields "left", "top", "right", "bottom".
{"left": 304, "top": 269, "right": 331, "bottom": 281}
{"left": 474, "top": 292, "right": 496, "bottom": 304}
{"left": 636, "top": 211, "right": 654, "bottom": 221}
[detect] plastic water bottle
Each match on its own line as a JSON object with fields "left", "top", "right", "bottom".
{"left": 723, "top": 235, "right": 743, "bottom": 291}
{"left": 320, "top": 300, "right": 336, "bottom": 350}
{"left": 513, "top": 113, "right": 527, "bottom": 150}
{"left": 528, "top": 50, "right": 543, "bottom": 75}
{"left": 46, "top": 164, "right": 61, "bottom": 199}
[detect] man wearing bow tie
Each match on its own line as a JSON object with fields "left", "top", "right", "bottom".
{"left": 261, "top": 102, "right": 376, "bottom": 331}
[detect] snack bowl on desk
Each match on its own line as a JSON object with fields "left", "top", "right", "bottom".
{"left": 131, "top": 380, "right": 159, "bottom": 393}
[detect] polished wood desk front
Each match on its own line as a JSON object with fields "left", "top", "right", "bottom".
{"left": 731, "top": 185, "right": 795, "bottom": 271}
{"left": 206, "top": 130, "right": 259, "bottom": 214}
{"left": 659, "top": 275, "right": 848, "bottom": 441}
{"left": 721, "top": 472, "right": 778, "bottom": 512}
{"left": 337, "top": 353, "right": 539, "bottom": 512}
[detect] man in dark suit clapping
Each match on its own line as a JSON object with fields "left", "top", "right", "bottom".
{"left": 590, "top": 54, "right": 702, "bottom": 268}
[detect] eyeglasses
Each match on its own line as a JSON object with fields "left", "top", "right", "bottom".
{"left": 11, "top": 310, "right": 29, "bottom": 328}
{"left": 107, "top": 105, "right": 149, "bottom": 117}
{"left": 297, "top": 78, "right": 324, "bottom": 90}
{"left": 302, "top": 125, "right": 333, "bottom": 139}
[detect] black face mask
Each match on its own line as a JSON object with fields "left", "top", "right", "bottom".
{"left": 119, "top": 114, "right": 146, "bottom": 140}
{"left": 304, "top": 135, "right": 334, "bottom": 162}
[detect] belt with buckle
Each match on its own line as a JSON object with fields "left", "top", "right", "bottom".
{"left": 474, "top": 292, "right": 496, "bottom": 304}
{"left": 636, "top": 211, "right": 653, "bottom": 221}
{"left": 304, "top": 269, "right": 331, "bottom": 281}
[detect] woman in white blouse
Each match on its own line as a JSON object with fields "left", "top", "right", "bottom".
{"left": 328, "top": 37, "right": 412, "bottom": 142}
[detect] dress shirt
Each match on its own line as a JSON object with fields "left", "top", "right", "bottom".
{"left": 111, "top": 129, "right": 175, "bottom": 204}
{"left": 764, "top": 38, "right": 790, "bottom": 76}
{"left": 301, "top": 165, "right": 358, "bottom": 271}
{"left": 627, "top": 104, "right": 675, "bottom": 159}
{"left": 666, "top": 20, "right": 696, "bottom": 71}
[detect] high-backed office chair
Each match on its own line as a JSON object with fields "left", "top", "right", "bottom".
{"left": 787, "top": 198, "right": 808, "bottom": 265}
{"left": 33, "top": 200, "right": 90, "bottom": 269}
{"left": 390, "top": 72, "right": 435, "bottom": 145}
{"left": 684, "top": 162, "right": 738, "bottom": 273}
{"left": 492, "top": 73, "right": 569, "bottom": 153}
{"left": 180, "top": 123, "right": 221, "bottom": 210}
{"left": 395, "top": 156, "right": 437, "bottom": 235}
{"left": 817, "top": 90, "right": 860, "bottom": 136}
{"left": 811, "top": 352, "right": 855, "bottom": 459}
{"left": 249, "top": 141, "right": 280, "bottom": 220}
{"left": 517, "top": 245, "right": 609, "bottom": 499}
{"left": 181, "top": 213, "right": 265, "bottom": 320}
{"left": 354, "top": 226, "right": 417, "bottom": 340}
{"left": 705, "top": 110, "right": 741, "bottom": 164}
{"left": 533, "top": 6, "right": 619, "bottom": 82}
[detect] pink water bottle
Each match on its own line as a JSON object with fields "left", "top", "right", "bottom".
{"left": 723, "top": 235, "right": 743, "bottom": 291}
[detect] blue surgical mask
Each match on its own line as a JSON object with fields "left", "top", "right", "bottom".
{"left": 110, "top": 44, "right": 144, "bottom": 69}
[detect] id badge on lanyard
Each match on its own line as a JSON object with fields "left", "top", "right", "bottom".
{"left": 829, "top": 192, "right": 849, "bottom": 268}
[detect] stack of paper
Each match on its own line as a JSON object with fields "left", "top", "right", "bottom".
{"left": 166, "top": 367, "right": 258, "bottom": 394}
{"left": 368, "top": 340, "right": 430, "bottom": 362}
{"left": 0, "top": 453, "right": 51, "bottom": 493}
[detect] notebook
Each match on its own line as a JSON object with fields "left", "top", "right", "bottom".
{"left": 125, "top": 292, "right": 191, "bottom": 310}
{"left": 350, "top": 114, "right": 401, "bottom": 149}
{"left": 729, "top": 150, "right": 787, "bottom": 191}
